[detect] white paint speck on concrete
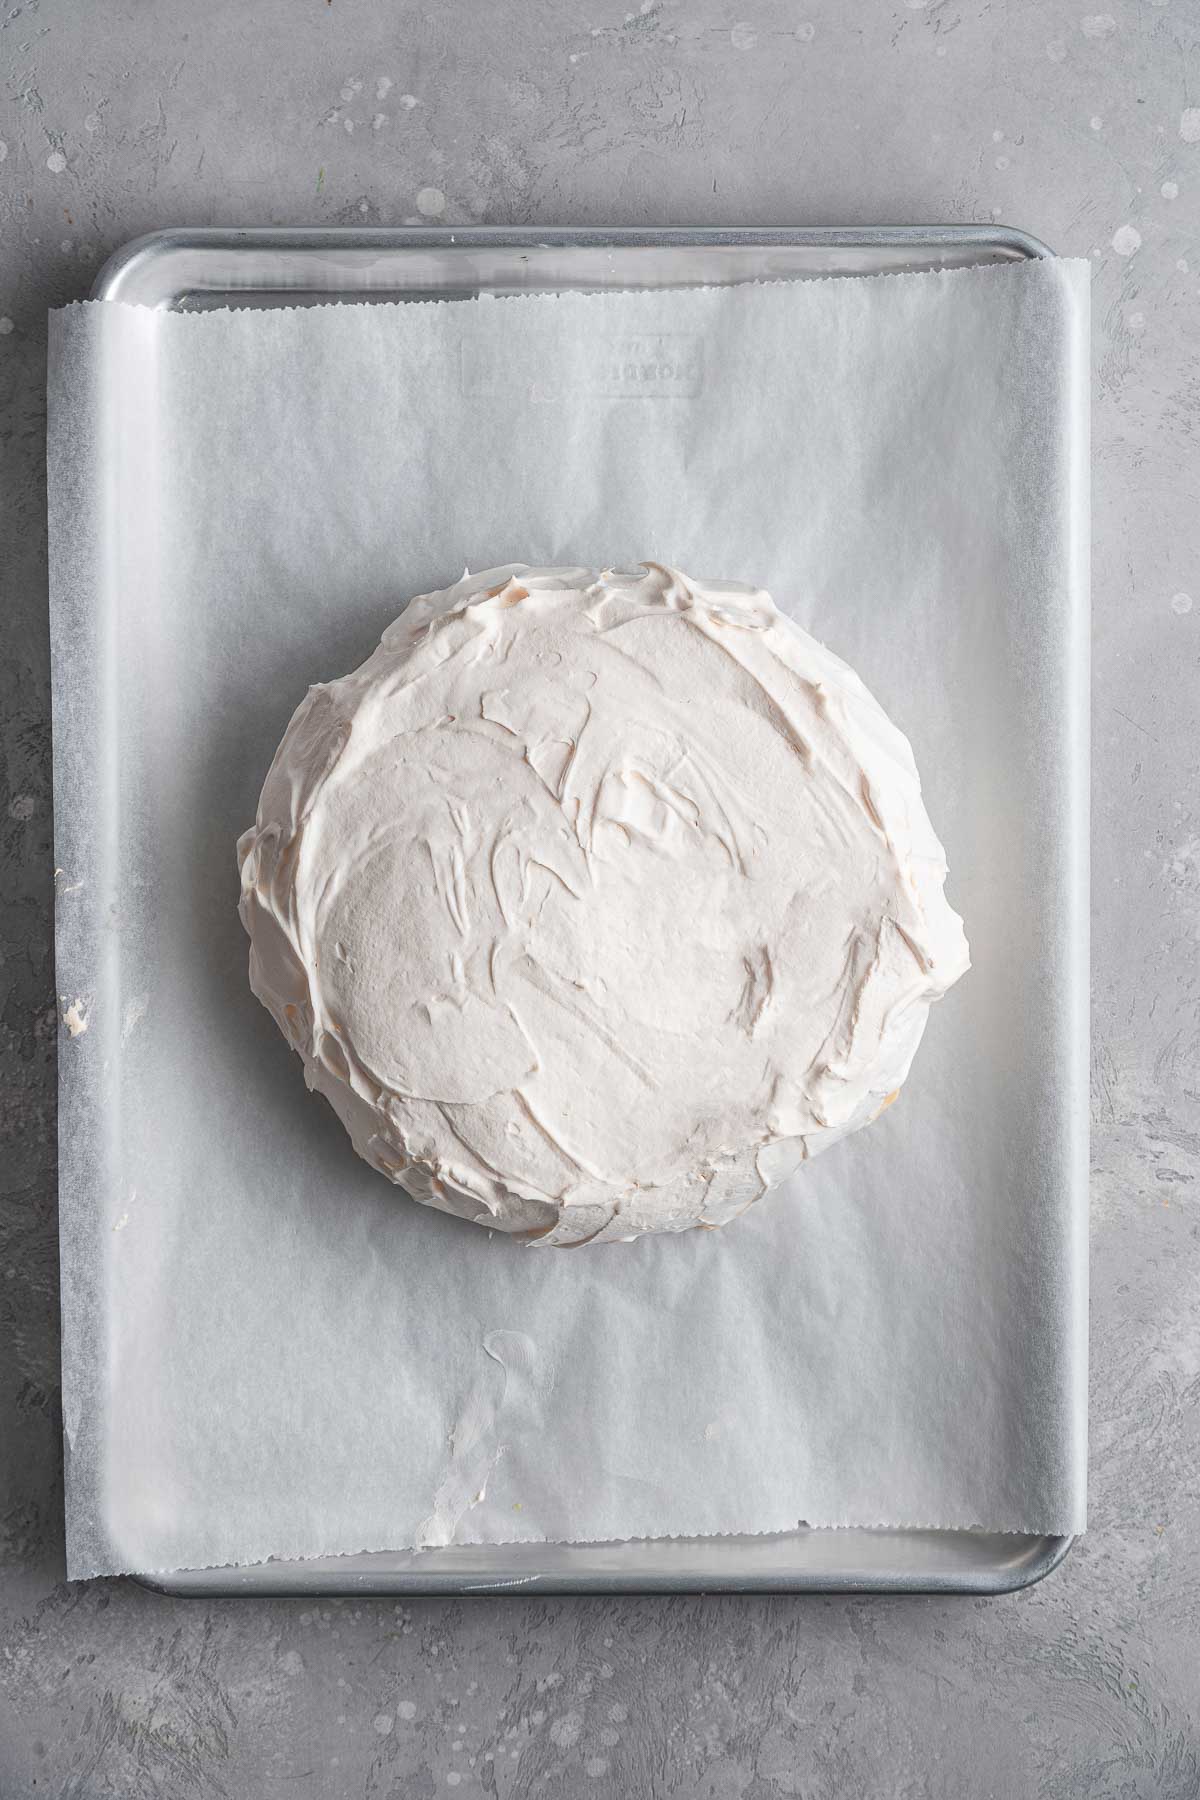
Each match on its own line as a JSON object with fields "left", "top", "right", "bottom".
{"left": 376, "top": 75, "right": 393, "bottom": 99}
{"left": 1080, "top": 14, "right": 1117, "bottom": 38}
{"left": 1112, "top": 224, "right": 1142, "bottom": 256}
{"left": 399, "top": 93, "right": 419, "bottom": 109}
{"left": 373, "top": 1713, "right": 393, "bottom": 1736}
{"left": 1181, "top": 109, "right": 1200, "bottom": 143}
{"left": 586, "top": 1760, "right": 610, "bottom": 1779}
{"left": 1127, "top": 310, "right": 1146, "bottom": 333}
{"left": 397, "top": 1700, "right": 417, "bottom": 1720}
{"left": 730, "top": 21, "right": 757, "bottom": 48}
{"left": 1171, "top": 592, "right": 1194, "bottom": 615}
{"left": 0, "top": 319, "right": 14, "bottom": 336}
{"left": 416, "top": 186, "right": 446, "bottom": 216}
{"left": 0, "top": 140, "right": 9, "bottom": 161}
{"left": 796, "top": 22, "right": 815, "bottom": 40}
{"left": 1090, "top": 115, "right": 1103, "bottom": 130}
{"left": 84, "top": 112, "right": 101, "bottom": 133}
{"left": 1161, "top": 179, "right": 1178, "bottom": 198}
{"left": 46, "top": 150, "right": 67, "bottom": 173}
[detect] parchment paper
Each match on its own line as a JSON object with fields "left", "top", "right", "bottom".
{"left": 48, "top": 258, "right": 1090, "bottom": 1579}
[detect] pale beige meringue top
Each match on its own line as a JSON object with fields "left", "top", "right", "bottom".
{"left": 237, "top": 563, "right": 969, "bottom": 1245}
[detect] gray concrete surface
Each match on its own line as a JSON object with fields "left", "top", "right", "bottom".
{"left": 2, "top": 1, "right": 1198, "bottom": 1794}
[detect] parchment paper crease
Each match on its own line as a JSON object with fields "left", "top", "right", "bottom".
{"left": 48, "top": 257, "right": 1089, "bottom": 1579}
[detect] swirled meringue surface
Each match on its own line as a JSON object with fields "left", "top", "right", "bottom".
{"left": 237, "top": 563, "right": 969, "bottom": 1245}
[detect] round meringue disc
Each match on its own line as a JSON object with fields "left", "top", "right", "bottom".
{"left": 237, "top": 563, "right": 969, "bottom": 1245}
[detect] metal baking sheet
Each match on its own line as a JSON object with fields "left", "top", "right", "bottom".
{"left": 79, "top": 224, "right": 1082, "bottom": 1597}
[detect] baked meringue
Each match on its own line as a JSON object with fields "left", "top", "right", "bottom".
{"left": 237, "top": 563, "right": 969, "bottom": 1245}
